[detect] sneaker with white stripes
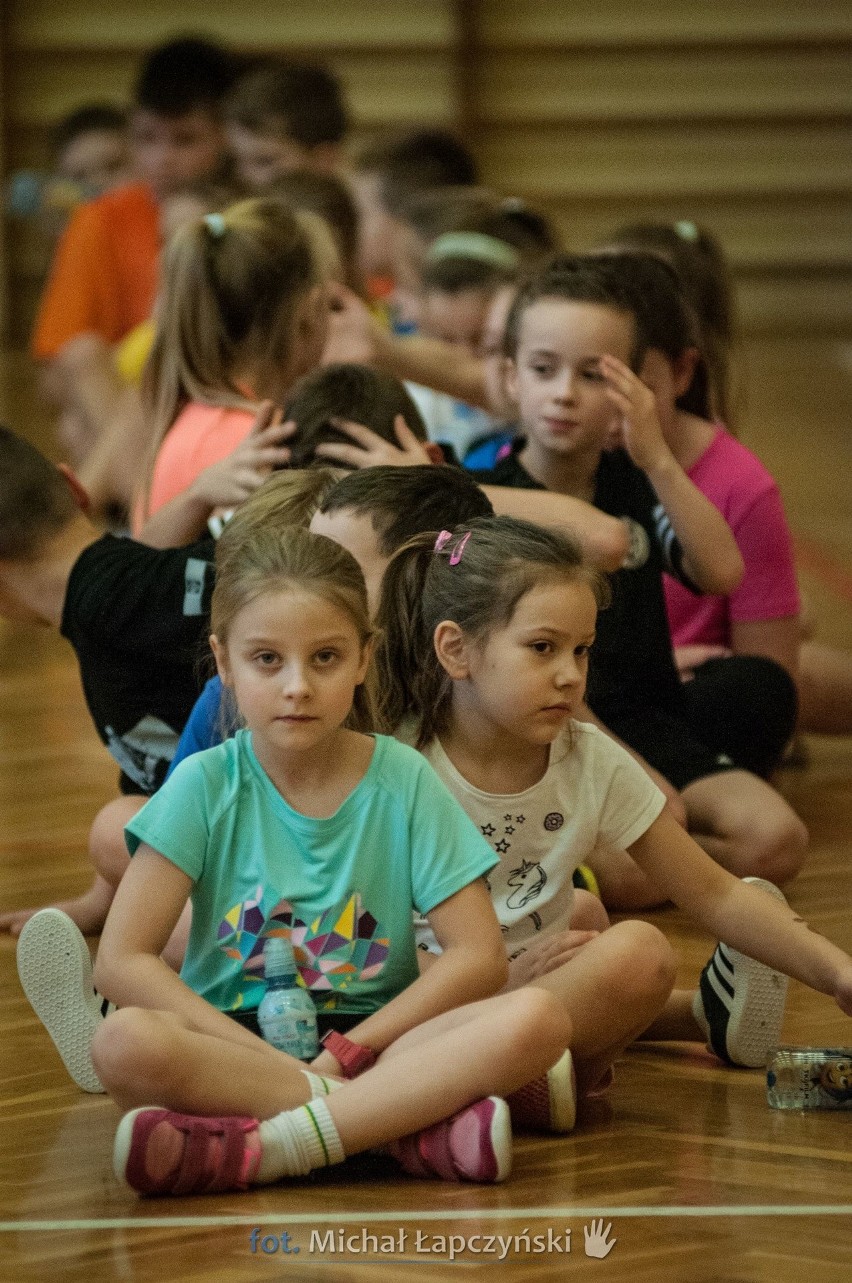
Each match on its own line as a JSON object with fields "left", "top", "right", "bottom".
{"left": 17, "top": 908, "right": 112, "bottom": 1092}
{"left": 692, "top": 877, "right": 789, "bottom": 1068}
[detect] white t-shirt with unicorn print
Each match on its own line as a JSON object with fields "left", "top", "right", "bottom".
{"left": 406, "top": 720, "right": 666, "bottom": 958}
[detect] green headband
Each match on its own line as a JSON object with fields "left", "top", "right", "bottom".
{"left": 426, "top": 232, "right": 520, "bottom": 271}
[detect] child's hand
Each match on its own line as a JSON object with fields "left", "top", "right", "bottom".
{"left": 314, "top": 415, "right": 436, "bottom": 469}
{"left": 322, "top": 283, "right": 388, "bottom": 367}
{"left": 599, "top": 354, "right": 671, "bottom": 476}
{"left": 507, "top": 929, "right": 599, "bottom": 985}
{"left": 190, "top": 403, "right": 295, "bottom": 508}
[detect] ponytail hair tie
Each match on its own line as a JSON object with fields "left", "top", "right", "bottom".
{"left": 434, "top": 531, "right": 453, "bottom": 553}
{"left": 204, "top": 212, "right": 226, "bottom": 238}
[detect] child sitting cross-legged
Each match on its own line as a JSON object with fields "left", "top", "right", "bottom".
{"left": 89, "top": 525, "right": 572, "bottom": 1194}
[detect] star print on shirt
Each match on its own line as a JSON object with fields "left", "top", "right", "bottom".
{"left": 505, "top": 825, "right": 515, "bottom": 835}
{"left": 504, "top": 813, "right": 513, "bottom": 822}
{"left": 515, "top": 815, "right": 526, "bottom": 824}
{"left": 481, "top": 823, "right": 496, "bottom": 837}
{"left": 495, "top": 839, "right": 511, "bottom": 853}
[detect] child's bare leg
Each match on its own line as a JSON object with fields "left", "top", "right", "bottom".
{"left": 584, "top": 842, "right": 668, "bottom": 911}
{"left": 681, "top": 770, "right": 807, "bottom": 885}
{"left": 0, "top": 794, "right": 145, "bottom": 936}
{"left": 639, "top": 990, "right": 702, "bottom": 1042}
{"left": 798, "top": 640, "right": 852, "bottom": 735}
{"left": 95, "top": 987, "right": 570, "bottom": 1152}
{"left": 517, "top": 920, "right": 677, "bottom": 1093}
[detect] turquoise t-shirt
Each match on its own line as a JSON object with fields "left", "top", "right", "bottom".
{"left": 125, "top": 730, "right": 498, "bottom": 1016}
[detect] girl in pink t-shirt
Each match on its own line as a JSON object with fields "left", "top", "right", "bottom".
{"left": 602, "top": 222, "right": 852, "bottom": 740}
{"left": 133, "top": 196, "right": 339, "bottom": 538}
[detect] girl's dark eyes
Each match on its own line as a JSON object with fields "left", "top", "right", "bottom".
{"left": 581, "top": 367, "right": 605, "bottom": 382}
{"left": 530, "top": 641, "right": 553, "bottom": 654}
{"left": 575, "top": 644, "right": 591, "bottom": 657}
{"left": 314, "top": 650, "right": 339, "bottom": 665}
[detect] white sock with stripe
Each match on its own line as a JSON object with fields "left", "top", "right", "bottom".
{"left": 301, "top": 1069, "right": 343, "bottom": 1100}
{"left": 256, "top": 1098, "right": 346, "bottom": 1183}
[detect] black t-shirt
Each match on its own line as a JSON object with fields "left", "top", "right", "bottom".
{"left": 60, "top": 534, "right": 216, "bottom": 794}
{"left": 470, "top": 442, "right": 698, "bottom": 722}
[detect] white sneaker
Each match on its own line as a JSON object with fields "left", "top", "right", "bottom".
{"left": 17, "top": 908, "right": 109, "bottom": 1092}
{"left": 692, "top": 877, "right": 789, "bottom": 1068}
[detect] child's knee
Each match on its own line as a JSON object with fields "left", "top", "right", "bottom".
{"left": 88, "top": 795, "right": 145, "bottom": 881}
{"left": 602, "top": 921, "right": 677, "bottom": 1007}
{"left": 91, "top": 1007, "right": 178, "bottom": 1092}
{"left": 746, "top": 810, "right": 809, "bottom": 885}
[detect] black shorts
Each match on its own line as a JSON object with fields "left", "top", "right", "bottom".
{"left": 596, "top": 655, "right": 797, "bottom": 789}
{"left": 599, "top": 703, "right": 739, "bottom": 792}
{"left": 227, "top": 1009, "right": 365, "bottom": 1040}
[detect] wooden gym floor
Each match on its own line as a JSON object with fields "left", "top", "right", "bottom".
{"left": 0, "top": 340, "right": 850, "bottom": 1281}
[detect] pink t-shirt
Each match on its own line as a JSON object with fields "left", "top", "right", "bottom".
{"left": 135, "top": 401, "right": 257, "bottom": 535}
{"left": 664, "top": 426, "right": 800, "bottom": 648}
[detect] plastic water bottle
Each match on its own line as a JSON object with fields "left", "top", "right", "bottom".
{"left": 766, "top": 1046, "right": 852, "bottom": 1109}
{"left": 257, "top": 937, "right": 319, "bottom": 1060}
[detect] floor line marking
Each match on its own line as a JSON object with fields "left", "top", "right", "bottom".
{"left": 3, "top": 1205, "right": 852, "bottom": 1232}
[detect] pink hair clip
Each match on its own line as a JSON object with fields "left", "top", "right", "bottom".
{"left": 434, "top": 530, "right": 453, "bottom": 552}
{"left": 449, "top": 532, "right": 471, "bottom": 565}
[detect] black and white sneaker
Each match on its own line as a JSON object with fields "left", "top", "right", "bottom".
{"left": 692, "top": 877, "right": 789, "bottom": 1068}
{"left": 17, "top": 908, "right": 113, "bottom": 1093}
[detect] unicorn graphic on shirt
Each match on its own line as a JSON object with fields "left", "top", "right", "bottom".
{"left": 505, "top": 860, "right": 547, "bottom": 909}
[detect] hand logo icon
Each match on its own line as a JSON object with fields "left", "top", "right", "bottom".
{"left": 583, "top": 1219, "right": 617, "bottom": 1258}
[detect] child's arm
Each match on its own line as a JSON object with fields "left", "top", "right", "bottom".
{"left": 483, "top": 487, "right": 629, "bottom": 573}
{"left": 599, "top": 355, "right": 743, "bottom": 595}
{"left": 94, "top": 844, "right": 285, "bottom": 1056}
{"left": 137, "top": 407, "right": 294, "bottom": 548}
{"left": 628, "top": 808, "right": 852, "bottom": 1013}
{"left": 310, "top": 879, "right": 508, "bottom": 1075}
{"left": 313, "top": 418, "right": 629, "bottom": 573}
{"left": 323, "top": 286, "right": 492, "bottom": 411}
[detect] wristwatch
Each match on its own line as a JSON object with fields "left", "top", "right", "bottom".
{"left": 320, "top": 1030, "right": 377, "bottom": 1078}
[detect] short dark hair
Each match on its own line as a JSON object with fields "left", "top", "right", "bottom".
{"left": 135, "top": 37, "right": 241, "bottom": 118}
{"left": 52, "top": 104, "right": 127, "bottom": 158}
{"left": 0, "top": 426, "right": 78, "bottom": 560}
{"left": 503, "top": 253, "right": 646, "bottom": 366}
{"left": 283, "top": 364, "right": 427, "bottom": 470}
{"left": 225, "top": 59, "right": 349, "bottom": 147}
{"left": 354, "top": 129, "right": 478, "bottom": 216}
{"left": 319, "top": 464, "right": 493, "bottom": 556}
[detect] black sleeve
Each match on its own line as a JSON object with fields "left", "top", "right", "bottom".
{"left": 61, "top": 534, "right": 217, "bottom": 659}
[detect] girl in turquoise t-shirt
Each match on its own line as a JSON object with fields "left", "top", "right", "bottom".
{"left": 92, "top": 526, "right": 571, "bottom": 1195}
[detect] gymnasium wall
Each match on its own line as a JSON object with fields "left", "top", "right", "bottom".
{"left": 2, "top": 0, "right": 850, "bottom": 345}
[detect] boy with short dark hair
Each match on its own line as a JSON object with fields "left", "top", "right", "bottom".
{"left": 350, "top": 128, "right": 479, "bottom": 288}
{"left": 225, "top": 58, "right": 349, "bottom": 189}
{"left": 32, "top": 37, "right": 241, "bottom": 487}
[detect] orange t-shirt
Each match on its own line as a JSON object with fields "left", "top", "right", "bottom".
{"left": 32, "top": 182, "right": 160, "bottom": 359}
{"left": 132, "top": 400, "right": 257, "bottom": 536}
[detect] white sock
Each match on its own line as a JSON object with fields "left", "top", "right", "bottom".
{"left": 256, "top": 1098, "right": 346, "bottom": 1183}
{"left": 301, "top": 1069, "right": 344, "bottom": 1099}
